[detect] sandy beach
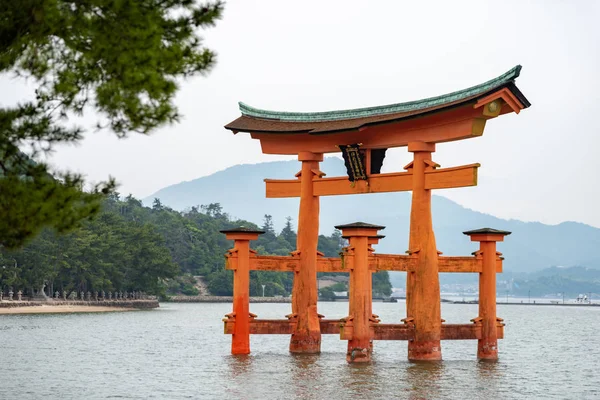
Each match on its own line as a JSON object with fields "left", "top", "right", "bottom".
{"left": 0, "top": 304, "right": 138, "bottom": 315}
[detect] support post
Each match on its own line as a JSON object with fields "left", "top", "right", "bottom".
{"left": 406, "top": 141, "right": 442, "bottom": 361}
{"left": 336, "top": 222, "right": 385, "bottom": 363}
{"left": 221, "top": 227, "right": 264, "bottom": 355}
{"left": 367, "top": 236, "right": 385, "bottom": 320}
{"left": 367, "top": 234, "right": 385, "bottom": 352}
{"left": 290, "top": 151, "right": 323, "bottom": 353}
{"left": 464, "top": 228, "right": 511, "bottom": 360}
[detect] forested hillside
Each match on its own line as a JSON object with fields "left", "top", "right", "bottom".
{"left": 0, "top": 195, "right": 392, "bottom": 298}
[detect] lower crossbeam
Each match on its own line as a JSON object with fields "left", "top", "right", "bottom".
{"left": 224, "top": 319, "right": 343, "bottom": 335}
{"left": 339, "top": 323, "right": 504, "bottom": 340}
{"left": 224, "top": 320, "right": 504, "bottom": 340}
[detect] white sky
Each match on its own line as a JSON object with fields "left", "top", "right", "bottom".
{"left": 2, "top": 1, "right": 599, "bottom": 227}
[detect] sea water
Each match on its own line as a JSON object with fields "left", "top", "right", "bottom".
{"left": 0, "top": 302, "right": 598, "bottom": 399}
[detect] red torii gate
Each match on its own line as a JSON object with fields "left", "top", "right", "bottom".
{"left": 222, "top": 66, "right": 530, "bottom": 362}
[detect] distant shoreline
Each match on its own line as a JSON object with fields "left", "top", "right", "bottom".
{"left": 0, "top": 300, "right": 159, "bottom": 315}
{"left": 443, "top": 299, "right": 599, "bottom": 307}
{"left": 167, "top": 295, "right": 291, "bottom": 303}
{"left": 167, "top": 296, "right": 599, "bottom": 307}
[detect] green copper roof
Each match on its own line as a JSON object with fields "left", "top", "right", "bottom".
{"left": 239, "top": 65, "right": 522, "bottom": 122}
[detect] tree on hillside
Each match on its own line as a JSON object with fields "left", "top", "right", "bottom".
{"left": 262, "top": 215, "right": 275, "bottom": 236}
{"left": 318, "top": 229, "right": 345, "bottom": 257}
{"left": 0, "top": 0, "right": 224, "bottom": 248}
{"left": 200, "top": 203, "right": 225, "bottom": 219}
{"left": 372, "top": 271, "right": 392, "bottom": 297}
{"left": 281, "top": 217, "right": 297, "bottom": 248}
{"left": 152, "top": 198, "right": 164, "bottom": 211}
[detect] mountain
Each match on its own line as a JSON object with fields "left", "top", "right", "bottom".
{"left": 512, "top": 266, "right": 600, "bottom": 297}
{"left": 144, "top": 158, "right": 600, "bottom": 276}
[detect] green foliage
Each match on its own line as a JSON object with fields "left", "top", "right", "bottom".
{"left": 249, "top": 271, "right": 292, "bottom": 297}
{"left": 372, "top": 271, "right": 392, "bottom": 297}
{"left": 0, "top": 199, "right": 391, "bottom": 298}
{"left": 328, "top": 282, "right": 347, "bottom": 292}
{"left": 0, "top": 149, "right": 114, "bottom": 249}
{"left": 318, "top": 229, "right": 345, "bottom": 258}
{"left": 1, "top": 196, "right": 180, "bottom": 295}
{"left": 318, "top": 281, "right": 347, "bottom": 301}
{"left": 167, "top": 275, "right": 200, "bottom": 296}
{"left": 0, "top": 0, "right": 223, "bottom": 247}
{"left": 319, "top": 286, "right": 337, "bottom": 301}
{"left": 1, "top": 0, "right": 224, "bottom": 135}
{"left": 281, "top": 217, "right": 296, "bottom": 246}
{"left": 262, "top": 215, "right": 275, "bottom": 236}
{"left": 207, "top": 269, "right": 232, "bottom": 296}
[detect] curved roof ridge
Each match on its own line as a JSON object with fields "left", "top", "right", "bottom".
{"left": 239, "top": 65, "right": 522, "bottom": 122}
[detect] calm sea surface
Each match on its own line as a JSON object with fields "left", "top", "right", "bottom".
{"left": 0, "top": 302, "right": 598, "bottom": 399}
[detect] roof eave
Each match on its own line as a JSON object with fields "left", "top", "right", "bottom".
{"left": 236, "top": 65, "right": 524, "bottom": 123}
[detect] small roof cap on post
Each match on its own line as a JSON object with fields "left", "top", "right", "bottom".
{"left": 220, "top": 226, "right": 265, "bottom": 241}
{"left": 220, "top": 226, "right": 265, "bottom": 234}
{"left": 347, "top": 234, "right": 387, "bottom": 240}
{"left": 463, "top": 228, "right": 511, "bottom": 236}
{"left": 334, "top": 222, "right": 386, "bottom": 230}
{"left": 367, "top": 235, "right": 386, "bottom": 246}
{"left": 335, "top": 222, "right": 385, "bottom": 238}
{"left": 463, "top": 228, "right": 511, "bottom": 242}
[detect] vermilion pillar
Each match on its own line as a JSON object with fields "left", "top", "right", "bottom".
{"left": 290, "top": 151, "right": 323, "bottom": 353}
{"left": 336, "top": 222, "right": 385, "bottom": 363}
{"left": 464, "top": 228, "right": 511, "bottom": 360}
{"left": 406, "top": 141, "right": 442, "bottom": 361}
{"left": 220, "top": 227, "right": 264, "bottom": 355}
{"left": 367, "top": 235, "right": 385, "bottom": 321}
{"left": 367, "top": 234, "right": 385, "bottom": 353}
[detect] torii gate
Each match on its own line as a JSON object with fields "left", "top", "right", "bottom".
{"left": 222, "top": 66, "right": 530, "bottom": 362}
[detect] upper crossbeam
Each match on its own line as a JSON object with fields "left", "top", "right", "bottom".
{"left": 265, "top": 164, "right": 479, "bottom": 198}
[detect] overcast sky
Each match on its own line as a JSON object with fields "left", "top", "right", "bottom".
{"left": 3, "top": 1, "right": 599, "bottom": 227}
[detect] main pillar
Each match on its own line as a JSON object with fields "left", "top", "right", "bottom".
{"left": 220, "top": 227, "right": 264, "bottom": 355}
{"left": 289, "top": 151, "right": 323, "bottom": 353}
{"left": 464, "top": 228, "right": 511, "bottom": 360}
{"left": 406, "top": 142, "right": 442, "bottom": 361}
{"left": 336, "top": 222, "right": 384, "bottom": 363}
